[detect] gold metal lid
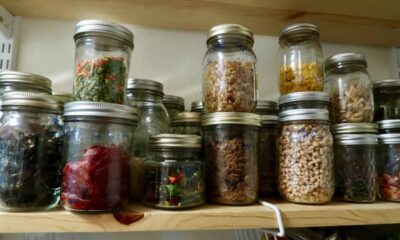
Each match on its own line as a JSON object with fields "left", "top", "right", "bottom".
{"left": 201, "top": 112, "right": 261, "bottom": 127}
{"left": 207, "top": 24, "right": 254, "bottom": 45}
{"left": 1, "top": 91, "right": 60, "bottom": 113}
{"left": 172, "top": 112, "right": 201, "bottom": 123}
{"left": 0, "top": 71, "right": 52, "bottom": 93}
{"left": 149, "top": 134, "right": 201, "bottom": 148}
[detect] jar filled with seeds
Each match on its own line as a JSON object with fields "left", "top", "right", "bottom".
{"left": 202, "top": 112, "right": 260, "bottom": 205}
{"left": 325, "top": 53, "right": 374, "bottom": 123}
{"left": 378, "top": 120, "right": 400, "bottom": 134}
{"left": 279, "top": 23, "right": 324, "bottom": 94}
{"left": 191, "top": 100, "right": 204, "bottom": 113}
{"left": 163, "top": 95, "right": 185, "bottom": 120}
{"left": 256, "top": 100, "right": 278, "bottom": 116}
{"left": 171, "top": 112, "right": 202, "bottom": 136}
{"left": 279, "top": 91, "right": 330, "bottom": 111}
{"left": 278, "top": 109, "right": 334, "bottom": 204}
{"left": 373, "top": 79, "right": 400, "bottom": 121}
{"left": 202, "top": 24, "right": 256, "bottom": 113}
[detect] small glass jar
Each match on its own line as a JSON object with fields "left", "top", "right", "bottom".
{"left": 191, "top": 100, "right": 204, "bottom": 113}
{"left": 279, "top": 23, "right": 324, "bottom": 94}
{"left": 279, "top": 91, "right": 330, "bottom": 111}
{"left": 202, "top": 24, "right": 256, "bottom": 113}
{"left": 325, "top": 53, "right": 374, "bottom": 123}
{"left": 61, "top": 101, "right": 137, "bottom": 211}
{"left": 202, "top": 112, "right": 260, "bottom": 205}
{"left": 163, "top": 95, "right": 185, "bottom": 120}
{"left": 373, "top": 79, "right": 400, "bottom": 121}
{"left": 0, "top": 92, "right": 63, "bottom": 211}
{"left": 52, "top": 92, "right": 73, "bottom": 110}
{"left": 334, "top": 134, "right": 378, "bottom": 203}
{"left": 378, "top": 120, "right": 400, "bottom": 134}
{"left": 0, "top": 71, "right": 52, "bottom": 96}
{"left": 73, "top": 20, "right": 134, "bottom": 104}
{"left": 171, "top": 112, "right": 201, "bottom": 136}
{"left": 278, "top": 109, "right": 334, "bottom": 204}
{"left": 256, "top": 101, "right": 278, "bottom": 116}
{"left": 378, "top": 134, "right": 400, "bottom": 202}
{"left": 143, "top": 134, "right": 204, "bottom": 209}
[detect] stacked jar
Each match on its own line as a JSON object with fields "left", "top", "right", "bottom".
{"left": 163, "top": 95, "right": 185, "bottom": 120}
{"left": 373, "top": 79, "right": 400, "bottom": 121}
{"left": 171, "top": 112, "right": 202, "bottom": 136}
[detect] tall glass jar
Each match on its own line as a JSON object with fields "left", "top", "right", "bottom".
{"left": 171, "top": 112, "right": 201, "bottom": 136}
{"left": 143, "top": 134, "right": 204, "bottom": 209}
{"left": 256, "top": 100, "right": 278, "bottom": 116}
{"left": 163, "top": 95, "right": 185, "bottom": 119}
{"left": 125, "top": 78, "right": 170, "bottom": 201}
{"left": 278, "top": 109, "right": 334, "bottom": 204}
{"left": 0, "top": 71, "right": 52, "bottom": 96}
{"left": 202, "top": 24, "right": 256, "bottom": 113}
{"left": 73, "top": 20, "right": 133, "bottom": 104}
{"left": 0, "top": 92, "right": 63, "bottom": 211}
{"left": 279, "top": 91, "right": 330, "bottom": 111}
{"left": 325, "top": 53, "right": 374, "bottom": 123}
{"left": 279, "top": 23, "right": 324, "bottom": 94}
{"left": 373, "top": 79, "right": 400, "bottom": 121}
{"left": 202, "top": 112, "right": 260, "bottom": 205}
{"left": 61, "top": 101, "right": 136, "bottom": 211}
{"left": 191, "top": 100, "right": 204, "bottom": 113}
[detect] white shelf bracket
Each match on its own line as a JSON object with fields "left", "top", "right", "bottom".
{"left": 257, "top": 200, "right": 285, "bottom": 238}
{"left": 0, "top": 4, "right": 18, "bottom": 71}
{"left": 0, "top": 4, "right": 14, "bottom": 39}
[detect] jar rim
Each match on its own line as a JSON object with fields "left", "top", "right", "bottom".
{"left": 191, "top": 100, "right": 204, "bottom": 112}
{"left": 173, "top": 112, "right": 201, "bottom": 123}
{"left": 149, "top": 134, "right": 201, "bottom": 148}
{"left": 279, "top": 91, "right": 330, "bottom": 105}
{"left": 378, "top": 134, "right": 400, "bottom": 144}
{"left": 207, "top": 24, "right": 254, "bottom": 46}
{"left": 0, "top": 71, "right": 52, "bottom": 92}
{"left": 378, "top": 120, "right": 400, "bottom": 130}
{"left": 126, "top": 78, "right": 164, "bottom": 95}
{"left": 1, "top": 91, "right": 61, "bottom": 113}
{"left": 279, "top": 109, "right": 329, "bottom": 122}
{"left": 163, "top": 95, "right": 185, "bottom": 108}
{"left": 373, "top": 79, "right": 400, "bottom": 88}
{"left": 325, "top": 53, "right": 367, "bottom": 71}
{"left": 256, "top": 100, "right": 278, "bottom": 110}
{"left": 201, "top": 112, "right": 261, "bottom": 127}
{"left": 279, "top": 23, "right": 319, "bottom": 42}
{"left": 335, "top": 134, "right": 378, "bottom": 145}
{"left": 332, "top": 123, "right": 378, "bottom": 134}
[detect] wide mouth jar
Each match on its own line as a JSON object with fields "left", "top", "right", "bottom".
{"left": 0, "top": 71, "right": 52, "bottom": 94}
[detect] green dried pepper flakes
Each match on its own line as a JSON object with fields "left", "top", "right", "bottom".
{"left": 75, "top": 56, "right": 127, "bottom": 103}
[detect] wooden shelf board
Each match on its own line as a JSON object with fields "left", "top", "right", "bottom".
{"left": 0, "top": 0, "right": 399, "bottom": 46}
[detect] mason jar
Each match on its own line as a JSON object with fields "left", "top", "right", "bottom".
{"left": 0, "top": 92, "right": 63, "bottom": 211}
{"left": 278, "top": 109, "right": 334, "bottom": 204}
{"left": 73, "top": 20, "right": 134, "bottom": 104}
{"left": 143, "top": 134, "right": 204, "bottom": 209}
{"left": 325, "top": 53, "right": 374, "bottom": 123}
{"left": 0, "top": 71, "right": 52, "bottom": 96}
{"left": 279, "top": 91, "right": 330, "bottom": 111}
{"left": 61, "top": 101, "right": 137, "bottom": 211}
{"left": 202, "top": 24, "right": 256, "bottom": 113}
{"left": 378, "top": 120, "right": 400, "bottom": 134}
{"left": 163, "top": 95, "right": 185, "bottom": 120}
{"left": 202, "top": 112, "right": 260, "bottom": 205}
{"left": 279, "top": 23, "right": 324, "bottom": 94}
{"left": 373, "top": 79, "right": 400, "bottom": 121}
{"left": 191, "top": 100, "right": 204, "bottom": 113}
{"left": 256, "top": 100, "right": 278, "bottom": 116}
{"left": 171, "top": 112, "right": 201, "bottom": 136}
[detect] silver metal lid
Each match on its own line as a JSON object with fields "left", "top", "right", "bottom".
{"left": 378, "top": 120, "right": 400, "bottom": 130}
{"left": 0, "top": 71, "right": 52, "bottom": 92}
{"left": 279, "top": 23, "right": 319, "bottom": 41}
{"left": 332, "top": 123, "right": 378, "bottom": 134}
{"left": 373, "top": 79, "right": 400, "bottom": 88}
{"left": 279, "top": 109, "right": 329, "bottom": 122}
{"left": 325, "top": 53, "right": 367, "bottom": 71}
{"left": 149, "top": 134, "right": 201, "bottom": 148}
{"left": 1, "top": 91, "right": 60, "bottom": 112}
{"left": 163, "top": 95, "right": 185, "bottom": 108}
{"left": 335, "top": 134, "right": 378, "bottom": 145}
{"left": 201, "top": 112, "right": 261, "bottom": 127}
{"left": 191, "top": 100, "right": 204, "bottom": 112}
{"left": 261, "top": 115, "right": 278, "bottom": 124}
{"left": 256, "top": 100, "right": 278, "bottom": 110}
{"left": 378, "top": 134, "right": 400, "bottom": 144}
{"left": 126, "top": 78, "right": 163, "bottom": 95}
{"left": 173, "top": 112, "right": 201, "bottom": 123}
{"left": 279, "top": 91, "right": 330, "bottom": 105}
{"left": 207, "top": 24, "right": 254, "bottom": 45}
{"left": 63, "top": 101, "right": 137, "bottom": 122}
{"left": 74, "top": 20, "right": 134, "bottom": 48}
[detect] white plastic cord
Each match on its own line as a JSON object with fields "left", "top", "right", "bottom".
{"left": 257, "top": 199, "right": 285, "bottom": 237}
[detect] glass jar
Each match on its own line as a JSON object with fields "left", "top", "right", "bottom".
{"left": 325, "top": 53, "right": 374, "bottom": 123}
{"left": 378, "top": 120, "right": 400, "bottom": 134}
{"left": 0, "top": 92, "right": 63, "bottom": 211}
{"left": 143, "top": 134, "right": 204, "bottom": 209}
{"left": 334, "top": 134, "right": 378, "bottom": 203}
{"left": 331, "top": 123, "right": 378, "bottom": 135}
{"left": 0, "top": 71, "right": 52, "bottom": 96}
{"left": 202, "top": 24, "right": 256, "bottom": 113}
{"left": 279, "top": 23, "right": 324, "bottom": 94}
{"left": 279, "top": 91, "right": 330, "bottom": 111}
{"left": 126, "top": 78, "right": 170, "bottom": 201}
{"left": 259, "top": 115, "right": 279, "bottom": 198}
{"left": 171, "top": 112, "right": 201, "bottom": 136}
{"left": 61, "top": 101, "right": 137, "bottom": 211}
{"left": 256, "top": 100, "right": 278, "bottom": 116}
{"left": 73, "top": 20, "right": 134, "bottom": 104}
{"left": 163, "top": 95, "right": 185, "bottom": 119}
{"left": 378, "top": 134, "right": 400, "bottom": 202}
{"left": 278, "top": 109, "right": 334, "bottom": 204}
{"left": 202, "top": 112, "right": 260, "bottom": 205}
{"left": 52, "top": 92, "right": 73, "bottom": 110}
{"left": 373, "top": 79, "right": 400, "bottom": 121}
{"left": 191, "top": 100, "right": 204, "bottom": 113}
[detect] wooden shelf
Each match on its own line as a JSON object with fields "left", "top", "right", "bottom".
{"left": 0, "top": 0, "right": 400, "bottom": 46}
{"left": 0, "top": 201, "right": 399, "bottom": 233}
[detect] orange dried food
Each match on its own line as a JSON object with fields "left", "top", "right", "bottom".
{"left": 279, "top": 62, "right": 324, "bottom": 94}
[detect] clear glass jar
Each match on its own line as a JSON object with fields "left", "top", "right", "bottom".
{"left": 73, "top": 20, "right": 133, "bottom": 104}
{"left": 202, "top": 24, "right": 256, "bottom": 113}
{"left": 0, "top": 92, "right": 63, "bottom": 211}
{"left": 202, "top": 112, "right": 260, "bottom": 205}
{"left": 378, "top": 120, "right": 400, "bottom": 134}
{"left": 256, "top": 101, "right": 278, "bottom": 116}
{"left": 163, "top": 95, "right": 185, "bottom": 119}
{"left": 0, "top": 71, "right": 52, "bottom": 96}
{"left": 278, "top": 109, "right": 334, "bottom": 204}
{"left": 143, "top": 134, "right": 204, "bottom": 209}
{"left": 279, "top": 91, "right": 330, "bottom": 111}
{"left": 279, "top": 23, "right": 324, "bottom": 94}
{"left": 171, "top": 112, "right": 201, "bottom": 136}
{"left": 334, "top": 134, "right": 378, "bottom": 203}
{"left": 191, "top": 100, "right": 204, "bottom": 113}
{"left": 325, "top": 53, "right": 374, "bottom": 123}
{"left": 378, "top": 134, "right": 400, "bottom": 202}
{"left": 61, "top": 101, "right": 136, "bottom": 211}
{"left": 373, "top": 79, "right": 400, "bottom": 121}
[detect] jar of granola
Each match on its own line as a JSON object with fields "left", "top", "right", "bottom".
{"left": 256, "top": 101, "right": 278, "bottom": 116}
{"left": 171, "top": 112, "right": 202, "bottom": 136}
{"left": 278, "top": 109, "right": 334, "bottom": 204}
{"left": 163, "top": 95, "right": 185, "bottom": 120}
{"left": 373, "top": 79, "right": 400, "bottom": 121}
{"left": 325, "top": 53, "right": 374, "bottom": 123}
{"left": 202, "top": 24, "right": 256, "bottom": 113}
{"left": 279, "top": 23, "right": 324, "bottom": 94}
{"left": 202, "top": 112, "right": 261, "bottom": 205}
{"left": 279, "top": 91, "right": 330, "bottom": 111}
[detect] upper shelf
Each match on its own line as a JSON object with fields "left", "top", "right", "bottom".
{"left": 0, "top": 0, "right": 400, "bottom": 46}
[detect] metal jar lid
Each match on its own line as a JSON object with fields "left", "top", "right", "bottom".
{"left": 335, "top": 134, "right": 378, "bottom": 145}
{"left": 373, "top": 79, "right": 400, "bottom": 88}
{"left": 378, "top": 134, "right": 400, "bottom": 144}
{"left": 279, "top": 109, "right": 329, "bottom": 122}
{"left": 378, "top": 120, "right": 400, "bottom": 130}
{"left": 63, "top": 101, "right": 137, "bottom": 123}
{"left": 163, "top": 95, "right": 185, "bottom": 108}
{"left": 279, "top": 23, "right": 319, "bottom": 42}
{"left": 279, "top": 91, "right": 330, "bottom": 105}
{"left": 331, "top": 123, "right": 378, "bottom": 134}
{"left": 126, "top": 78, "right": 164, "bottom": 95}
{"left": 256, "top": 100, "right": 278, "bottom": 110}
{"left": 74, "top": 20, "right": 134, "bottom": 49}
{"left": 261, "top": 115, "right": 278, "bottom": 125}
{"left": 0, "top": 71, "right": 52, "bottom": 92}
{"left": 191, "top": 100, "right": 204, "bottom": 112}
{"left": 1, "top": 91, "right": 61, "bottom": 113}
{"left": 201, "top": 112, "right": 261, "bottom": 127}
{"left": 325, "top": 53, "right": 367, "bottom": 71}
{"left": 173, "top": 112, "right": 201, "bottom": 123}
{"left": 149, "top": 134, "right": 201, "bottom": 149}
{"left": 207, "top": 24, "right": 254, "bottom": 45}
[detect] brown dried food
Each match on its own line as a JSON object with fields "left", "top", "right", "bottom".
{"left": 279, "top": 62, "right": 324, "bottom": 94}
{"left": 379, "top": 173, "right": 400, "bottom": 202}
{"left": 259, "top": 125, "right": 279, "bottom": 197}
{"left": 203, "top": 61, "right": 255, "bottom": 112}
